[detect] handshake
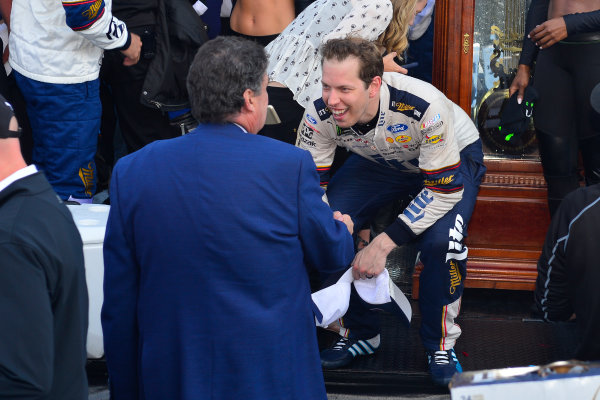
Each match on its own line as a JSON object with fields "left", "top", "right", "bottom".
{"left": 333, "top": 211, "right": 354, "bottom": 235}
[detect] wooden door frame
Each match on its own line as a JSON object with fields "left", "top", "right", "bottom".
{"left": 432, "top": 0, "right": 476, "bottom": 113}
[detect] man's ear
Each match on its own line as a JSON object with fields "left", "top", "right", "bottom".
{"left": 369, "top": 76, "right": 382, "bottom": 98}
{"left": 8, "top": 117, "right": 18, "bottom": 132}
{"left": 242, "top": 88, "right": 254, "bottom": 111}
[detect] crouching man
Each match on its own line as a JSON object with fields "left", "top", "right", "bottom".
{"left": 297, "top": 37, "right": 486, "bottom": 386}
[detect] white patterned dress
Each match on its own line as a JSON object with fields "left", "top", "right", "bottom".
{"left": 265, "top": 0, "right": 393, "bottom": 108}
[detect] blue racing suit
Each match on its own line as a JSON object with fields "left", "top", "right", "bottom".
{"left": 9, "top": 0, "right": 131, "bottom": 200}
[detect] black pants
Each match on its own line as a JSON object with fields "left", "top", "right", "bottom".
{"left": 229, "top": 29, "right": 279, "bottom": 47}
{"left": 533, "top": 38, "right": 600, "bottom": 215}
{"left": 537, "top": 131, "right": 600, "bottom": 215}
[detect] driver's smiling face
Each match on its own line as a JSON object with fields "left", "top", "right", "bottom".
{"left": 322, "top": 56, "right": 377, "bottom": 128}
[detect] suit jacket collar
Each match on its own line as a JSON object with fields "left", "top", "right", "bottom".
{"left": 189, "top": 122, "right": 248, "bottom": 136}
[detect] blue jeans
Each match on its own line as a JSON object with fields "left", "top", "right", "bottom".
{"left": 14, "top": 71, "right": 100, "bottom": 199}
{"left": 327, "top": 140, "right": 486, "bottom": 350}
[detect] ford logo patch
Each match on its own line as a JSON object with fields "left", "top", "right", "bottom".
{"left": 387, "top": 124, "right": 408, "bottom": 134}
{"left": 306, "top": 114, "right": 318, "bottom": 125}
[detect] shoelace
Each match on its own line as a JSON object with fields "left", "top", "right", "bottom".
{"left": 332, "top": 337, "right": 350, "bottom": 350}
{"left": 432, "top": 350, "right": 450, "bottom": 365}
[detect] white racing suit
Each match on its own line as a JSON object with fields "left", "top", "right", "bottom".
{"left": 297, "top": 72, "right": 485, "bottom": 351}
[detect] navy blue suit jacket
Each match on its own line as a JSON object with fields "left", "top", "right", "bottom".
{"left": 102, "top": 123, "right": 354, "bottom": 399}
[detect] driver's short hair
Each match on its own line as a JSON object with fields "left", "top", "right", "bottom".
{"left": 321, "top": 37, "right": 384, "bottom": 88}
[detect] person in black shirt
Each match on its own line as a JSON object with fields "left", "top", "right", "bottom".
{"left": 0, "top": 96, "right": 88, "bottom": 399}
{"left": 535, "top": 84, "right": 600, "bottom": 360}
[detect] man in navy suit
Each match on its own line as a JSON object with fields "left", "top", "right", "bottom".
{"left": 101, "top": 36, "right": 355, "bottom": 400}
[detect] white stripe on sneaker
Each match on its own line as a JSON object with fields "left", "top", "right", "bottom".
{"left": 357, "top": 341, "right": 374, "bottom": 354}
{"left": 352, "top": 344, "right": 365, "bottom": 355}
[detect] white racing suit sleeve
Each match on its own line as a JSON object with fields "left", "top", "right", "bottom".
{"left": 296, "top": 98, "right": 338, "bottom": 188}
{"left": 62, "top": 0, "right": 130, "bottom": 50}
{"left": 385, "top": 98, "right": 464, "bottom": 245}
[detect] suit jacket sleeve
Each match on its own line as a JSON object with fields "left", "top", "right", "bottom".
{"left": 101, "top": 163, "right": 140, "bottom": 399}
{"left": 0, "top": 243, "right": 54, "bottom": 397}
{"left": 296, "top": 150, "right": 354, "bottom": 272}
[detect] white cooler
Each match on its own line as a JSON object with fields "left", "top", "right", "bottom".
{"left": 67, "top": 204, "right": 110, "bottom": 359}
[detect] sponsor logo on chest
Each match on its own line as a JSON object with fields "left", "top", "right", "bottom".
{"left": 387, "top": 123, "right": 408, "bottom": 134}
{"left": 305, "top": 114, "right": 318, "bottom": 125}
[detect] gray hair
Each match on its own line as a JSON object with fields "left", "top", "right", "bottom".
{"left": 186, "top": 36, "right": 268, "bottom": 123}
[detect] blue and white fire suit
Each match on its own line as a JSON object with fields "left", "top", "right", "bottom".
{"left": 297, "top": 72, "right": 486, "bottom": 351}
{"left": 9, "top": 0, "right": 131, "bottom": 200}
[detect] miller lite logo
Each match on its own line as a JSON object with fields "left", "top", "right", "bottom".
{"left": 83, "top": 0, "right": 103, "bottom": 19}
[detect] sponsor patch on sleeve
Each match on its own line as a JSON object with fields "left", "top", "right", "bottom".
{"left": 387, "top": 86, "right": 429, "bottom": 121}
{"left": 422, "top": 162, "right": 463, "bottom": 193}
{"left": 63, "top": 0, "right": 106, "bottom": 31}
{"left": 314, "top": 98, "right": 332, "bottom": 121}
{"left": 402, "top": 189, "right": 434, "bottom": 223}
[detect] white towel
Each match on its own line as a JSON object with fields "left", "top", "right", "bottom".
{"left": 312, "top": 267, "right": 412, "bottom": 328}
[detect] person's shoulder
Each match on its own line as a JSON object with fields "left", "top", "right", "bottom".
{"left": 250, "top": 135, "right": 316, "bottom": 171}
{"left": 383, "top": 72, "right": 444, "bottom": 101}
{"left": 303, "top": 97, "right": 336, "bottom": 129}
{"left": 563, "top": 183, "right": 600, "bottom": 210}
{"left": 2, "top": 173, "right": 63, "bottom": 213}
{"left": 549, "top": 185, "right": 600, "bottom": 246}
{"left": 114, "top": 134, "right": 190, "bottom": 170}
{"left": 382, "top": 73, "right": 443, "bottom": 121}
{"left": 1, "top": 180, "right": 80, "bottom": 246}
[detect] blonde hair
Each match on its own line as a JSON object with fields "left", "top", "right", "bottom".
{"left": 376, "top": 0, "right": 418, "bottom": 60}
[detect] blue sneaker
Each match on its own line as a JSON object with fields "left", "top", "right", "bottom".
{"left": 320, "top": 335, "right": 380, "bottom": 369}
{"left": 425, "top": 348, "right": 463, "bottom": 386}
